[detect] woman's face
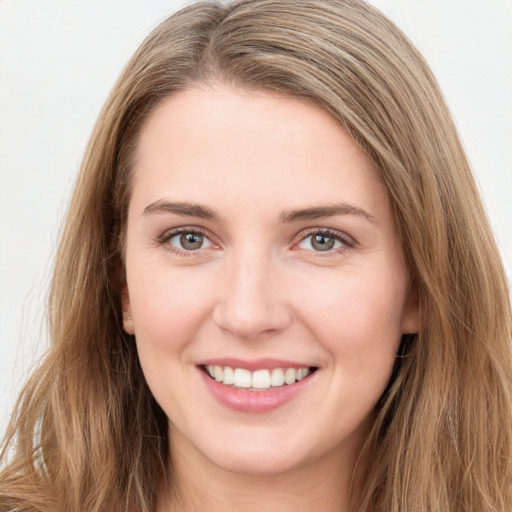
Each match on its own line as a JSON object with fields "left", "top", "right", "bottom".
{"left": 123, "top": 84, "right": 418, "bottom": 477}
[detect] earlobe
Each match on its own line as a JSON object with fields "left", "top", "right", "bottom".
{"left": 122, "top": 285, "right": 135, "bottom": 335}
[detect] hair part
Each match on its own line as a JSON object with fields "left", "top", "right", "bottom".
{"left": 1, "top": 1, "right": 511, "bottom": 511}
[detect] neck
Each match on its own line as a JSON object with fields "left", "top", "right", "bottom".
{"left": 158, "top": 428, "right": 366, "bottom": 512}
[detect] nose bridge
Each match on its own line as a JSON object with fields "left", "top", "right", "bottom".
{"left": 212, "top": 242, "right": 290, "bottom": 339}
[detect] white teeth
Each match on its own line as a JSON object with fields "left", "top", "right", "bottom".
{"left": 223, "top": 366, "right": 234, "bottom": 385}
{"left": 297, "top": 368, "right": 307, "bottom": 381}
{"left": 252, "top": 369, "right": 271, "bottom": 389}
{"left": 284, "top": 368, "right": 296, "bottom": 384}
{"left": 270, "top": 368, "right": 285, "bottom": 387}
{"left": 233, "top": 368, "right": 252, "bottom": 388}
{"left": 205, "top": 365, "right": 312, "bottom": 389}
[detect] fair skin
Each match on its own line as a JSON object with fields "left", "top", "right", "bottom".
{"left": 122, "top": 84, "right": 418, "bottom": 512}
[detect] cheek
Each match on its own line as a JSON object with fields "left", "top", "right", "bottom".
{"left": 127, "top": 269, "right": 218, "bottom": 421}
{"left": 285, "top": 267, "right": 408, "bottom": 444}
{"left": 295, "top": 266, "right": 407, "bottom": 359}
{"left": 128, "top": 267, "right": 217, "bottom": 355}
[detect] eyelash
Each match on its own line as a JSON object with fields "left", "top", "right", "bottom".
{"left": 157, "top": 227, "right": 356, "bottom": 256}
{"left": 295, "top": 228, "right": 356, "bottom": 256}
{"left": 157, "top": 227, "right": 214, "bottom": 256}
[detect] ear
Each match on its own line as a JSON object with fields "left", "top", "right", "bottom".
{"left": 121, "top": 285, "right": 135, "bottom": 335}
{"left": 401, "top": 288, "right": 422, "bottom": 335}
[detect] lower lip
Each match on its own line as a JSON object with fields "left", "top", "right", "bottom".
{"left": 199, "top": 369, "right": 315, "bottom": 413}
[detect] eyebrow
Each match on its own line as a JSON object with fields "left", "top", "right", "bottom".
{"left": 280, "top": 204, "right": 377, "bottom": 224}
{"left": 143, "top": 200, "right": 220, "bottom": 221}
{"left": 142, "top": 200, "right": 377, "bottom": 225}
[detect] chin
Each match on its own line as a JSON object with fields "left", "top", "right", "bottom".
{"left": 207, "top": 445, "right": 307, "bottom": 477}
{"left": 171, "top": 421, "right": 317, "bottom": 477}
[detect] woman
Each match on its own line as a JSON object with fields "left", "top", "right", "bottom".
{"left": 1, "top": 0, "right": 511, "bottom": 510}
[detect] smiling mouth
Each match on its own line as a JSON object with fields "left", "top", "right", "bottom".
{"left": 201, "top": 365, "right": 318, "bottom": 391}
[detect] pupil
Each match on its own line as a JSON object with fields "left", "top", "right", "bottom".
{"left": 312, "top": 234, "right": 334, "bottom": 251}
{"left": 180, "top": 232, "right": 203, "bottom": 250}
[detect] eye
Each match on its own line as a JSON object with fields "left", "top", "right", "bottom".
{"left": 297, "top": 230, "right": 351, "bottom": 252}
{"left": 167, "top": 230, "right": 213, "bottom": 251}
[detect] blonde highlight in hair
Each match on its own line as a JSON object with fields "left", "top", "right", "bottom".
{"left": 1, "top": 1, "right": 511, "bottom": 511}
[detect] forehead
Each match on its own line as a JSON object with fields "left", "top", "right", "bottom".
{"left": 130, "top": 85, "right": 389, "bottom": 221}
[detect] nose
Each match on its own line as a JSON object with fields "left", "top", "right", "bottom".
{"left": 212, "top": 249, "right": 292, "bottom": 340}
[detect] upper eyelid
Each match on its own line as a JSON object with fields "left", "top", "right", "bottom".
{"left": 294, "top": 227, "right": 356, "bottom": 246}
{"left": 158, "top": 225, "right": 214, "bottom": 242}
{"left": 156, "top": 225, "right": 356, "bottom": 249}
{"left": 158, "top": 227, "right": 217, "bottom": 256}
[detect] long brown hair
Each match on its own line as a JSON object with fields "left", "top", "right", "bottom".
{"left": 1, "top": 1, "right": 511, "bottom": 510}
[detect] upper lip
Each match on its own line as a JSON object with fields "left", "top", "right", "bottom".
{"left": 196, "top": 357, "right": 317, "bottom": 371}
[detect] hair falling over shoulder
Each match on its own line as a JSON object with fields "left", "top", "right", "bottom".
{"left": 1, "top": 1, "right": 511, "bottom": 510}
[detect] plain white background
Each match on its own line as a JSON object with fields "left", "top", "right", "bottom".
{"left": 1, "top": 0, "right": 511, "bottom": 435}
